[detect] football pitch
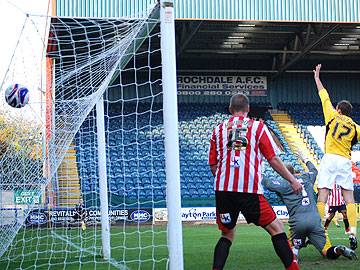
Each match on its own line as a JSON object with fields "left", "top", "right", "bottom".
{"left": 1, "top": 223, "right": 359, "bottom": 270}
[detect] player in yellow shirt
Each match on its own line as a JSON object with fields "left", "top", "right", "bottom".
{"left": 314, "top": 64, "right": 359, "bottom": 251}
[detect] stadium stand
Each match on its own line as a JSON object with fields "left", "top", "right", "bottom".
{"left": 74, "top": 102, "right": 360, "bottom": 207}
{"left": 74, "top": 103, "right": 285, "bottom": 206}
{"left": 298, "top": 125, "right": 324, "bottom": 161}
{"left": 278, "top": 103, "right": 324, "bottom": 126}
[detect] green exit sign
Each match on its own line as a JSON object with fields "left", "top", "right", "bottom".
{"left": 14, "top": 190, "right": 42, "bottom": 205}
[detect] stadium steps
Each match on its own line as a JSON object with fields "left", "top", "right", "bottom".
{"left": 270, "top": 110, "right": 319, "bottom": 170}
{"left": 57, "top": 143, "right": 81, "bottom": 207}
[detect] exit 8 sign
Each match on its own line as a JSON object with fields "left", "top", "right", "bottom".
{"left": 14, "top": 190, "right": 42, "bottom": 205}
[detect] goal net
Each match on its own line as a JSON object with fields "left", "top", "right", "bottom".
{"left": 0, "top": 2, "right": 175, "bottom": 269}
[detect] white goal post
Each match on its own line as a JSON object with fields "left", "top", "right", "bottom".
{"left": 96, "top": 95, "right": 111, "bottom": 260}
{"left": 160, "top": 1, "right": 184, "bottom": 270}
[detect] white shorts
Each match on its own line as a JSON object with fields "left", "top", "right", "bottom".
{"left": 317, "top": 154, "right": 353, "bottom": 191}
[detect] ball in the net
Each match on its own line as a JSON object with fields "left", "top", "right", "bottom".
{"left": 5, "top": 84, "right": 29, "bottom": 108}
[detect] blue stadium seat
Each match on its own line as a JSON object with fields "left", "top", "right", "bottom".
{"left": 182, "top": 189, "right": 191, "bottom": 199}
{"left": 79, "top": 102, "right": 339, "bottom": 205}
{"left": 189, "top": 189, "right": 198, "bottom": 198}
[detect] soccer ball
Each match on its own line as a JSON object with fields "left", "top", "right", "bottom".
{"left": 4, "top": 84, "right": 29, "bottom": 108}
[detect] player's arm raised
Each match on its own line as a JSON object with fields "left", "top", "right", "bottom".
{"left": 296, "top": 150, "right": 318, "bottom": 185}
{"left": 313, "top": 64, "right": 325, "bottom": 92}
{"left": 313, "top": 64, "right": 338, "bottom": 124}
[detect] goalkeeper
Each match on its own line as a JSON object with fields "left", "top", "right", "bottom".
{"left": 262, "top": 150, "right": 357, "bottom": 261}
{"left": 72, "top": 199, "right": 87, "bottom": 231}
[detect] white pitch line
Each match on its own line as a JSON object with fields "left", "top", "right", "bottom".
{"left": 51, "top": 230, "right": 130, "bottom": 270}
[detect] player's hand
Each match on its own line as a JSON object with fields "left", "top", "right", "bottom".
{"left": 313, "top": 64, "right": 322, "bottom": 80}
{"left": 291, "top": 180, "right": 302, "bottom": 194}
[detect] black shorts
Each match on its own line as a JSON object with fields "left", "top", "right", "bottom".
{"left": 328, "top": 204, "right": 346, "bottom": 214}
{"left": 215, "top": 191, "right": 276, "bottom": 232}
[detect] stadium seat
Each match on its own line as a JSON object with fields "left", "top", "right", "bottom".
{"left": 78, "top": 102, "right": 352, "bottom": 205}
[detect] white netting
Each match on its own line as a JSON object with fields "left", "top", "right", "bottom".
{"left": 0, "top": 2, "right": 168, "bottom": 269}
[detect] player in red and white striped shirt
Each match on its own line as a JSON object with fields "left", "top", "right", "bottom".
{"left": 209, "top": 114, "right": 282, "bottom": 194}
{"left": 324, "top": 184, "right": 350, "bottom": 233}
{"left": 209, "top": 93, "right": 302, "bottom": 270}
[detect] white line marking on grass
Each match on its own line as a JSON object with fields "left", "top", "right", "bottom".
{"left": 51, "top": 231, "right": 130, "bottom": 270}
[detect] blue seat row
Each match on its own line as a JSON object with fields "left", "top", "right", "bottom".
{"left": 74, "top": 103, "right": 360, "bottom": 205}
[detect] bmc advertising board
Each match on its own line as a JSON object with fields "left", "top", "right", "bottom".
{"left": 177, "top": 75, "right": 267, "bottom": 96}
{"left": 25, "top": 208, "right": 152, "bottom": 227}
{"left": 154, "top": 206, "right": 288, "bottom": 222}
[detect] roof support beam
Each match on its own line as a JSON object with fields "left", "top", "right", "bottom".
{"left": 271, "top": 56, "right": 277, "bottom": 70}
{"left": 295, "top": 33, "right": 305, "bottom": 47}
{"left": 281, "top": 46, "right": 287, "bottom": 65}
{"left": 271, "top": 24, "right": 307, "bottom": 71}
{"left": 293, "top": 35, "right": 300, "bottom": 50}
{"left": 304, "top": 24, "right": 312, "bottom": 45}
{"left": 176, "top": 21, "right": 203, "bottom": 57}
{"left": 275, "top": 24, "right": 340, "bottom": 76}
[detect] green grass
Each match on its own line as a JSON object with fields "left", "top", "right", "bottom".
{"left": 0, "top": 222, "right": 359, "bottom": 269}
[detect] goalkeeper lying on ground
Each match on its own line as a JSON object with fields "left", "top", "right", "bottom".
{"left": 262, "top": 150, "right": 357, "bottom": 261}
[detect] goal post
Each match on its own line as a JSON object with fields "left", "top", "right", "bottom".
{"left": 160, "top": 1, "right": 184, "bottom": 269}
{"left": 96, "top": 95, "right": 111, "bottom": 260}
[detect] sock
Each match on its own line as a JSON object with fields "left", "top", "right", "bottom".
{"left": 213, "top": 237, "right": 232, "bottom": 270}
{"left": 324, "top": 218, "right": 331, "bottom": 229}
{"left": 271, "top": 233, "right": 299, "bottom": 270}
{"left": 81, "top": 221, "right": 86, "bottom": 231}
{"left": 292, "top": 247, "right": 299, "bottom": 262}
{"left": 292, "top": 247, "right": 299, "bottom": 258}
{"left": 343, "top": 218, "right": 350, "bottom": 231}
{"left": 317, "top": 202, "right": 325, "bottom": 220}
{"left": 326, "top": 246, "right": 341, "bottom": 260}
{"left": 346, "top": 203, "right": 357, "bottom": 235}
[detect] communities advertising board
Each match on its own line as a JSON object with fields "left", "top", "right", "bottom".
{"left": 25, "top": 208, "right": 152, "bottom": 227}
{"left": 154, "top": 206, "right": 288, "bottom": 222}
{"left": 177, "top": 75, "right": 267, "bottom": 96}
